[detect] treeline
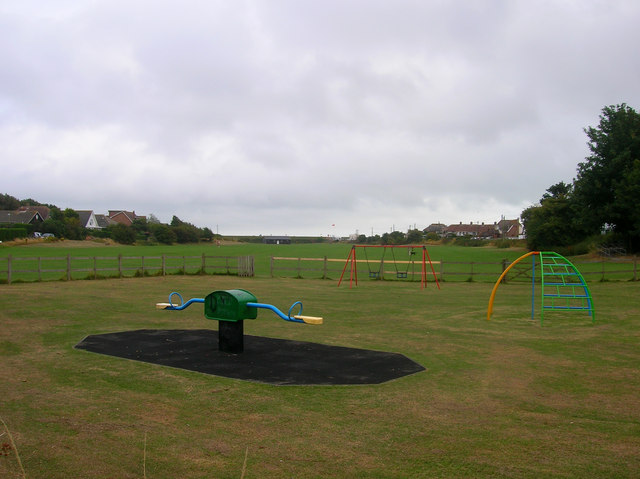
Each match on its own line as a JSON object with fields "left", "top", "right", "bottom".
{"left": 93, "top": 216, "right": 216, "bottom": 245}
{"left": 355, "top": 229, "right": 425, "bottom": 245}
{"left": 0, "top": 195, "right": 216, "bottom": 245}
{"left": 521, "top": 104, "right": 640, "bottom": 254}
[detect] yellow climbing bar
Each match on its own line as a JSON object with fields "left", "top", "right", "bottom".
{"left": 487, "top": 251, "right": 539, "bottom": 320}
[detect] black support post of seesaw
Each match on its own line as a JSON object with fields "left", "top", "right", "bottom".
{"left": 218, "top": 320, "right": 244, "bottom": 354}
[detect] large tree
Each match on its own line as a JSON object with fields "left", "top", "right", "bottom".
{"left": 521, "top": 182, "right": 584, "bottom": 250}
{"left": 0, "top": 193, "right": 20, "bottom": 210}
{"left": 573, "top": 104, "right": 640, "bottom": 252}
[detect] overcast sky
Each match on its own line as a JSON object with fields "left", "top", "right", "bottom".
{"left": 2, "top": 1, "right": 639, "bottom": 237}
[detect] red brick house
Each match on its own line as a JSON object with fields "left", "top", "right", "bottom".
{"left": 107, "top": 210, "right": 145, "bottom": 226}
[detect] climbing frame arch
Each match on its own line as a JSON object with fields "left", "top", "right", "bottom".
{"left": 487, "top": 251, "right": 594, "bottom": 324}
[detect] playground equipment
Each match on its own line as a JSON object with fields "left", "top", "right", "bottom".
{"left": 487, "top": 251, "right": 594, "bottom": 324}
{"left": 157, "top": 289, "right": 322, "bottom": 353}
{"left": 338, "top": 245, "right": 440, "bottom": 289}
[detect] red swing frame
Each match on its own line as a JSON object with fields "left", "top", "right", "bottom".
{"left": 337, "top": 245, "right": 440, "bottom": 289}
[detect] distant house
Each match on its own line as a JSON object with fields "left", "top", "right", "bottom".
{"left": 18, "top": 205, "right": 50, "bottom": 221}
{"left": 444, "top": 222, "right": 498, "bottom": 239}
{"left": 0, "top": 209, "right": 44, "bottom": 225}
{"left": 424, "top": 223, "right": 447, "bottom": 235}
{"left": 95, "top": 214, "right": 116, "bottom": 229}
{"left": 441, "top": 219, "right": 523, "bottom": 239}
{"left": 77, "top": 211, "right": 101, "bottom": 229}
{"left": 263, "top": 236, "right": 291, "bottom": 245}
{"left": 108, "top": 210, "right": 145, "bottom": 226}
{"left": 497, "top": 219, "right": 522, "bottom": 239}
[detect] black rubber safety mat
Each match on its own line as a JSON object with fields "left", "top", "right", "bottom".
{"left": 74, "top": 329, "right": 425, "bottom": 385}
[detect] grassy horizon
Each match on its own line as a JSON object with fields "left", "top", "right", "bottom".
{"left": 2, "top": 239, "right": 637, "bottom": 284}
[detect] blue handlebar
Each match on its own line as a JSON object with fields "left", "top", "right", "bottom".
{"left": 247, "top": 301, "right": 305, "bottom": 323}
{"left": 161, "top": 292, "right": 306, "bottom": 322}
{"left": 164, "top": 292, "right": 205, "bottom": 310}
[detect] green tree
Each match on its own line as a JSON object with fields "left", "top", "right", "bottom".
{"left": 201, "top": 227, "right": 214, "bottom": 241}
{"left": 521, "top": 182, "right": 584, "bottom": 250}
{"left": 381, "top": 231, "right": 406, "bottom": 245}
{"left": 19, "top": 198, "right": 42, "bottom": 206}
{"left": 172, "top": 224, "right": 200, "bottom": 243}
{"left": 0, "top": 193, "right": 20, "bottom": 210}
{"left": 0, "top": 193, "right": 20, "bottom": 211}
{"left": 574, "top": 103, "right": 640, "bottom": 252}
{"left": 150, "top": 224, "right": 176, "bottom": 244}
{"left": 131, "top": 218, "right": 150, "bottom": 242}
{"left": 110, "top": 223, "right": 136, "bottom": 244}
{"left": 406, "top": 229, "right": 424, "bottom": 244}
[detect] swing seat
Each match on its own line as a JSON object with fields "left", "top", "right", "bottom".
{"left": 369, "top": 272, "right": 380, "bottom": 279}
{"left": 396, "top": 272, "right": 408, "bottom": 279}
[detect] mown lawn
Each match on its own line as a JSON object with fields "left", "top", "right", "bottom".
{"left": 1, "top": 273, "right": 638, "bottom": 478}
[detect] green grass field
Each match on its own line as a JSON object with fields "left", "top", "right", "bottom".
{"left": 2, "top": 240, "right": 637, "bottom": 283}
{"left": 1, "top": 241, "right": 639, "bottom": 477}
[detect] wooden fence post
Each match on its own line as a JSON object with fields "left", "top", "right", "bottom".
{"left": 323, "top": 256, "right": 328, "bottom": 279}
{"left": 202, "top": 253, "right": 206, "bottom": 274}
{"left": 270, "top": 257, "right": 274, "bottom": 277}
{"left": 162, "top": 254, "right": 166, "bottom": 276}
{"left": 67, "top": 254, "right": 71, "bottom": 281}
{"left": 38, "top": 256, "right": 42, "bottom": 282}
{"left": 7, "top": 254, "right": 11, "bottom": 284}
{"left": 440, "top": 260, "right": 444, "bottom": 282}
{"left": 118, "top": 254, "right": 123, "bottom": 277}
{"left": 634, "top": 256, "right": 638, "bottom": 281}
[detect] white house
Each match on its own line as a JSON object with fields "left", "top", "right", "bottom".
{"left": 77, "top": 211, "right": 101, "bottom": 229}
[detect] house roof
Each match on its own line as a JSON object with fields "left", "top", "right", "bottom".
{"left": 95, "top": 214, "right": 116, "bottom": 228}
{"left": 76, "top": 210, "right": 97, "bottom": 228}
{"left": 444, "top": 223, "right": 497, "bottom": 237}
{"left": 18, "top": 205, "right": 50, "bottom": 221}
{"left": 0, "top": 210, "right": 43, "bottom": 224}
{"left": 108, "top": 210, "right": 135, "bottom": 222}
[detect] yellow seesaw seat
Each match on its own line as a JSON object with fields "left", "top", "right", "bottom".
{"left": 293, "top": 315, "right": 323, "bottom": 325}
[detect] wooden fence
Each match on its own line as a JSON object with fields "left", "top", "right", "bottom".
{"left": 2, "top": 253, "right": 637, "bottom": 284}
{"left": 270, "top": 256, "right": 640, "bottom": 283}
{"left": 0, "top": 254, "right": 254, "bottom": 283}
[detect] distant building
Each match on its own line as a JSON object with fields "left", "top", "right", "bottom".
{"left": 76, "top": 211, "right": 101, "bottom": 229}
{"left": 497, "top": 218, "right": 522, "bottom": 239}
{"left": 108, "top": 210, "right": 145, "bottom": 226}
{"left": 424, "top": 223, "right": 447, "bottom": 235}
{"left": 95, "top": 214, "right": 116, "bottom": 228}
{"left": 444, "top": 222, "right": 498, "bottom": 239}
{"left": 18, "top": 205, "right": 51, "bottom": 221}
{"left": 440, "top": 219, "right": 523, "bottom": 239}
{"left": 0, "top": 209, "right": 45, "bottom": 225}
{"left": 263, "top": 236, "right": 291, "bottom": 245}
